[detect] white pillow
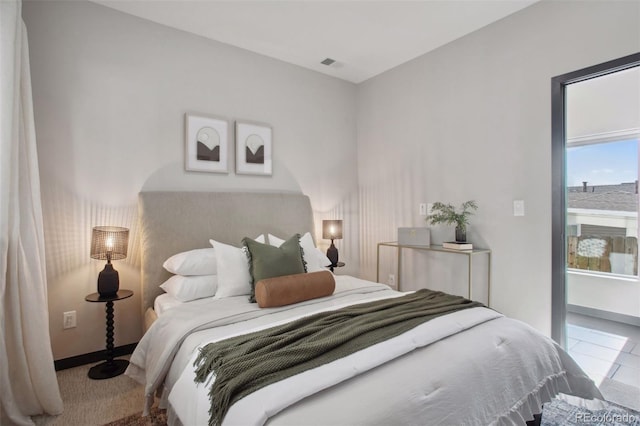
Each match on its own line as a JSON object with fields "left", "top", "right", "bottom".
{"left": 267, "top": 233, "right": 286, "bottom": 248}
{"left": 163, "top": 248, "right": 217, "bottom": 276}
{"left": 162, "top": 236, "right": 264, "bottom": 276}
{"left": 314, "top": 247, "right": 333, "bottom": 269}
{"left": 268, "top": 232, "right": 332, "bottom": 273}
{"left": 210, "top": 239, "right": 253, "bottom": 298}
{"left": 160, "top": 274, "right": 218, "bottom": 302}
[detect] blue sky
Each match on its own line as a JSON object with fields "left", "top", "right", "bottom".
{"left": 567, "top": 139, "right": 638, "bottom": 187}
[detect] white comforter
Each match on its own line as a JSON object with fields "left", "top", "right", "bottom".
{"left": 126, "top": 276, "right": 601, "bottom": 426}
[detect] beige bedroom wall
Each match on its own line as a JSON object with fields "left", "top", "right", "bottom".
{"left": 23, "top": 0, "right": 358, "bottom": 360}
{"left": 356, "top": 0, "right": 640, "bottom": 335}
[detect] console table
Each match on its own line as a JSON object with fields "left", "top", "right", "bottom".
{"left": 376, "top": 242, "right": 491, "bottom": 306}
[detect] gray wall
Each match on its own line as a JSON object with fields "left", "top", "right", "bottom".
{"left": 23, "top": 0, "right": 359, "bottom": 360}
{"left": 357, "top": 0, "right": 640, "bottom": 334}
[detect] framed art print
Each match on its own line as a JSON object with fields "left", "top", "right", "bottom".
{"left": 235, "top": 121, "right": 272, "bottom": 176}
{"left": 185, "top": 113, "right": 229, "bottom": 173}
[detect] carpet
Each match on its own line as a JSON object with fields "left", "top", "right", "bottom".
{"left": 102, "top": 407, "right": 167, "bottom": 426}
{"left": 525, "top": 394, "right": 640, "bottom": 426}
{"left": 540, "top": 398, "right": 639, "bottom": 426}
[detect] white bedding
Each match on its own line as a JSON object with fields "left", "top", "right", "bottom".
{"left": 154, "top": 293, "right": 182, "bottom": 316}
{"left": 171, "top": 306, "right": 502, "bottom": 425}
{"left": 127, "top": 276, "right": 601, "bottom": 426}
{"left": 154, "top": 293, "right": 213, "bottom": 317}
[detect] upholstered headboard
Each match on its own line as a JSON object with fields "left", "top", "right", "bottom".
{"left": 138, "top": 191, "right": 315, "bottom": 316}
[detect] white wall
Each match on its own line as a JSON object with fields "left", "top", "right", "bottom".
{"left": 23, "top": 0, "right": 359, "bottom": 360}
{"left": 356, "top": 0, "right": 640, "bottom": 335}
{"left": 568, "top": 272, "right": 639, "bottom": 318}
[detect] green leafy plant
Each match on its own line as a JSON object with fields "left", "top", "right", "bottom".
{"left": 426, "top": 200, "right": 478, "bottom": 231}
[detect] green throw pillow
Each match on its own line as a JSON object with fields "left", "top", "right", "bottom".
{"left": 242, "top": 234, "right": 306, "bottom": 302}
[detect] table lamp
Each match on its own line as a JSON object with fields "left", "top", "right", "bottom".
{"left": 90, "top": 226, "right": 129, "bottom": 296}
{"left": 322, "top": 220, "right": 343, "bottom": 266}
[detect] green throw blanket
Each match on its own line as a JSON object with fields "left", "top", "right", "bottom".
{"left": 193, "top": 288, "right": 484, "bottom": 426}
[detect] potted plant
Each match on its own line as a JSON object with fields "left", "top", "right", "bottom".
{"left": 426, "top": 200, "right": 478, "bottom": 242}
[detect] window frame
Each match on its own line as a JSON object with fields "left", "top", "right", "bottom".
{"left": 551, "top": 52, "right": 640, "bottom": 347}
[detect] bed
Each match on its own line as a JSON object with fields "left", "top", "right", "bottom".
{"left": 125, "top": 191, "right": 602, "bottom": 426}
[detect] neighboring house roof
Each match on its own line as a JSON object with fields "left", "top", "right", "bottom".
{"left": 568, "top": 182, "right": 638, "bottom": 212}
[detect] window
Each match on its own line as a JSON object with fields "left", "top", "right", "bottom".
{"left": 566, "top": 139, "right": 638, "bottom": 276}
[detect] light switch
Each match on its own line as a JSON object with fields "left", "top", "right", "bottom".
{"left": 513, "top": 200, "right": 525, "bottom": 216}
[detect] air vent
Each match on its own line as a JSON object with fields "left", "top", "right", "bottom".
{"left": 321, "top": 58, "right": 336, "bottom": 66}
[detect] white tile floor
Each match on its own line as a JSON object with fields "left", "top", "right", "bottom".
{"left": 567, "top": 312, "right": 640, "bottom": 410}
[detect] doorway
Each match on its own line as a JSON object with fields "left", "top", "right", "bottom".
{"left": 551, "top": 53, "right": 640, "bottom": 407}
{"left": 551, "top": 52, "right": 640, "bottom": 345}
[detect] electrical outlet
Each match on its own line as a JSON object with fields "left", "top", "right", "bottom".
{"left": 388, "top": 274, "right": 396, "bottom": 286}
{"left": 419, "top": 203, "right": 427, "bottom": 216}
{"left": 63, "top": 311, "right": 76, "bottom": 329}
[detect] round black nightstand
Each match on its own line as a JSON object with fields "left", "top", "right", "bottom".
{"left": 85, "top": 289, "right": 133, "bottom": 380}
{"left": 329, "top": 262, "right": 345, "bottom": 272}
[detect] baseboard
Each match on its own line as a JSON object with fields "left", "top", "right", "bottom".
{"left": 54, "top": 343, "right": 138, "bottom": 371}
{"left": 568, "top": 304, "right": 640, "bottom": 327}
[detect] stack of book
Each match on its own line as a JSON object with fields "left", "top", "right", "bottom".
{"left": 442, "top": 241, "right": 473, "bottom": 250}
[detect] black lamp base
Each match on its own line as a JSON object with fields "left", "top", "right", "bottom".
{"left": 98, "top": 263, "right": 119, "bottom": 296}
{"left": 327, "top": 240, "right": 339, "bottom": 266}
{"left": 88, "top": 359, "right": 129, "bottom": 380}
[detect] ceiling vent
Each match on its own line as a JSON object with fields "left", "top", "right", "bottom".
{"left": 321, "top": 58, "right": 336, "bottom": 66}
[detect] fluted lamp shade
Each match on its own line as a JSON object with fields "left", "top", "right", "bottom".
{"left": 322, "top": 220, "right": 343, "bottom": 266}
{"left": 91, "top": 226, "right": 129, "bottom": 296}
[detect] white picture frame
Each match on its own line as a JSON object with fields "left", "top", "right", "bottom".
{"left": 235, "top": 121, "right": 272, "bottom": 176}
{"left": 185, "top": 113, "right": 229, "bottom": 173}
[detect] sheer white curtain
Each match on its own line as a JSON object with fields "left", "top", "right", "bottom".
{"left": 0, "top": 0, "right": 64, "bottom": 424}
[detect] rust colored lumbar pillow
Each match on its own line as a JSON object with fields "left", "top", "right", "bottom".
{"left": 255, "top": 271, "right": 335, "bottom": 308}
